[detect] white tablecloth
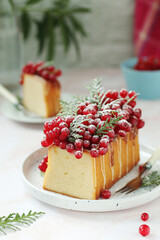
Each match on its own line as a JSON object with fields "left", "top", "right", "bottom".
{"left": 0, "top": 69, "right": 160, "bottom": 239}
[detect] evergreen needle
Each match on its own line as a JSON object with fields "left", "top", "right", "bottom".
{"left": 0, "top": 211, "right": 45, "bottom": 235}
{"left": 142, "top": 171, "right": 160, "bottom": 187}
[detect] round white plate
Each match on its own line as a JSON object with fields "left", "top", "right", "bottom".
{"left": 1, "top": 93, "right": 72, "bottom": 124}
{"left": 21, "top": 144, "right": 160, "bottom": 212}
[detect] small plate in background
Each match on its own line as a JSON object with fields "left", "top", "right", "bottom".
{"left": 1, "top": 93, "right": 72, "bottom": 124}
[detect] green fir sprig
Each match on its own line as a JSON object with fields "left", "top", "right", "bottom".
{"left": 58, "top": 99, "right": 78, "bottom": 117}
{"left": 68, "top": 115, "right": 88, "bottom": 142}
{"left": 86, "top": 78, "right": 104, "bottom": 109}
{"left": 142, "top": 171, "right": 160, "bottom": 187}
{"left": 96, "top": 116, "right": 122, "bottom": 136}
{"left": 0, "top": 211, "right": 45, "bottom": 235}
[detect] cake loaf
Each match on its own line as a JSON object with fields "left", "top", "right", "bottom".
{"left": 20, "top": 62, "right": 61, "bottom": 118}
{"left": 40, "top": 79, "right": 145, "bottom": 199}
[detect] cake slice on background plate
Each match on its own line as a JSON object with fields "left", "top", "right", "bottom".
{"left": 20, "top": 62, "right": 61, "bottom": 118}
{"left": 39, "top": 79, "right": 145, "bottom": 200}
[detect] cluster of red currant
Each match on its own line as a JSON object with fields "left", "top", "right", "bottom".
{"left": 41, "top": 88, "right": 145, "bottom": 160}
{"left": 39, "top": 155, "right": 48, "bottom": 172}
{"left": 20, "top": 61, "right": 62, "bottom": 84}
{"left": 134, "top": 55, "right": 160, "bottom": 71}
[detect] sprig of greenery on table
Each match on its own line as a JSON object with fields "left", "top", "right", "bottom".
{"left": 142, "top": 171, "right": 160, "bottom": 187}
{"left": 0, "top": 210, "right": 45, "bottom": 235}
{"left": 7, "top": 0, "right": 91, "bottom": 60}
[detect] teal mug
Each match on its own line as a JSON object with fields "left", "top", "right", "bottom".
{"left": 120, "top": 58, "right": 160, "bottom": 99}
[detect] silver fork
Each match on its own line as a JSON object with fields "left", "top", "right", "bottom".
{"left": 0, "top": 84, "right": 39, "bottom": 118}
{"left": 116, "top": 145, "right": 160, "bottom": 194}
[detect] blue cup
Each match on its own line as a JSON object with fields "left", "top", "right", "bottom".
{"left": 120, "top": 58, "right": 160, "bottom": 99}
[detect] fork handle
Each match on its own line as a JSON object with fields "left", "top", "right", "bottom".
{"left": 0, "top": 84, "right": 19, "bottom": 106}
{"left": 145, "top": 145, "right": 160, "bottom": 170}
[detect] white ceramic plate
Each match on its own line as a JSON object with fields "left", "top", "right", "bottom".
{"left": 21, "top": 144, "right": 160, "bottom": 212}
{"left": 1, "top": 93, "right": 72, "bottom": 124}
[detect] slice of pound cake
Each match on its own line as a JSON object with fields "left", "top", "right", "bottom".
{"left": 40, "top": 79, "right": 145, "bottom": 200}
{"left": 20, "top": 62, "right": 61, "bottom": 118}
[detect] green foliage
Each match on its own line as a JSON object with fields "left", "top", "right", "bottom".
{"left": 0, "top": 211, "right": 45, "bottom": 235}
{"left": 142, "top": 171, "right": 160, "bottom": 187}
{"left": 68, "top": 115, "right": 89, "bottom": 142}
{"left": 96, "top": 116, "right": 122, "bottom": 136}
{"left": 58, "top": 99, "right": 79, "bottom": 117}
{"left": 7, "top": 0, "right": 91, "bottom": 60}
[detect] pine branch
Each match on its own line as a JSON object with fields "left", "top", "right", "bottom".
{"left": 0, "top": 211, "right": 45, "bottom": 235}
{"left": 68, "top": 115, "right": 88, "bottom": 142}
{"left": 96, "top": 116, "right": 122, "bottom": 136}
{"left": 86, "top": 78, "right": 104, "bottom": 109}
{"left": 142, "top": 171, "right": 160, "bottom": 187}
{"left": 58, "top": 99, "right": 78, "bottom": 117}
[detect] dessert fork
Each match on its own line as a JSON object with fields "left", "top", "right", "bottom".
{"left": 116, "top": 145, "right": 160, "bottom": 194}
{"left": 0, "top": 84, "right": 38, "bottom": 117}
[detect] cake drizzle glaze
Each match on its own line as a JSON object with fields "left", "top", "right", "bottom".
{"left": 117, "top": 138, "right": 122, "bottom": 178}
{"left": 109, "top": 145, "right": 114, "bottom": 181}
{"left": 93, "top": 158, "right": 97, "bottom": 193}
{"left": 100, "top": 155, "right": 106, "bottom": 189}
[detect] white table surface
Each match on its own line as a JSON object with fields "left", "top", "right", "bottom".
{"left": 0, "top": 69, "right": 160, "bottom": 239}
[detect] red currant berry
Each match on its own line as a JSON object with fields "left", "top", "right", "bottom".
{"left": 38, "top": 159, "right": 48, "bottom": 172}
{"left": 75, "top": 151, "right": 83, "bottom": 159}
{"left": 118, "top": 120, "right": 132, "bottom": 132}
{"left": 101, "top": 113, "right": 111, "bottom": 121}
{"left": 99, "top": 147, "right": 108, "bottom": 155}
{"left": 90, "top": 148, "right": 100, "bottom": 157}
{"left": 137, "top": 119, "right": 145, "bottom": 129}
{"left": 141, "top": 213, "right": 149, "bottom": 221}
{"left": 66, "top": 143, "right": 74, "bottom": 153}
{"left": 84, "top": 131, "right": 92, "bottom": 140}
{"left": 53, "top": 138, "right": 60, "bottom": 146}
{"left": 59, "top": 133, "right": 68, "bottom": 141}
{"left": 55, "top": 69, "right": 62, "bottom": 77}
{"left": 83, "top": 140, "right": 91, "bottom": 149}
{"left": 44, "top": 122, "right": 51, "bottom": 132}
{"left": 74, "top": 139, "right": 83, "bottom": 149}
{"left": 44, "top": 155, "right": 48, "bottom": 162}
{"left": 93, "top": 118, "right": 101, "bottom": 126}
{"left": 91, "top": 135, "right": 100, "bottom": 144}
{"left": 41, "top": 139, "right": 48, "bottom": 147}
{"left": 117, "top": 130, "right": 126, "bottom": 137}
{"left": 128, "top": 90, "right": 137, "bottom": 99}
{"left": 120, "top": 88, "right": 128, "bottom": 98}
{"left": 106, "top": 90, "right": 112, "bottom": 98}
{"left": 59, "top": 141, "right": 67, "bottom": 149}
{"left": 77, "top": 108, "right": 83, "bottom": 115}
{"left": 101, "top": 189, "right": 111, "bottom": 199}
{"left": 91, "top": 143, "right": 99, "bottom": 149}
{"left": 128, "top": 116, "right": 138, "bottom": 127}
{"left": 111, "top": 103, "right": 121, "bottom": 110}
{"left": 134, "top": 108, "right": 142, "bottom": 119}
{"left": 65, "top": 116, "right": 74, "bottom": 126}
{"left": 78, "top": 103, "right": 86, "bottom": 111}
{"left": 107, "top": 129, "right": 115, "bottom": 138}
{"left": 79, "top": 127, "right": 85, "bottom": 136}
{"left": 128, "top": 100, "right": 136, "bottom": 108}
{"left": 139, "top": 224, "right": 150, "bottom": 237}
{"left": 52, "top": 127, "right": 60, "bottom": 137}
{"left": 59, "top": 122, "right": 68, "bottom": 129}
{"left": 88, "top": 124, "right": 96, "bottom": 134}
{"left": 111, "top": 90, "right": 119, "bottom": 100}
{"left": 84, "top": 100, "right": 91, "bottom": 106}
{"left": 61, "top": 127, "right": 70, "bottom": 137}
{"left": 99, "top": 138, "right": 109, "bottom": 148}
{"left": 122, "top": 105, "right": 133, "bottom": 115}
{"left": 55, "top": 116, "right": 63, "bottom": 126}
